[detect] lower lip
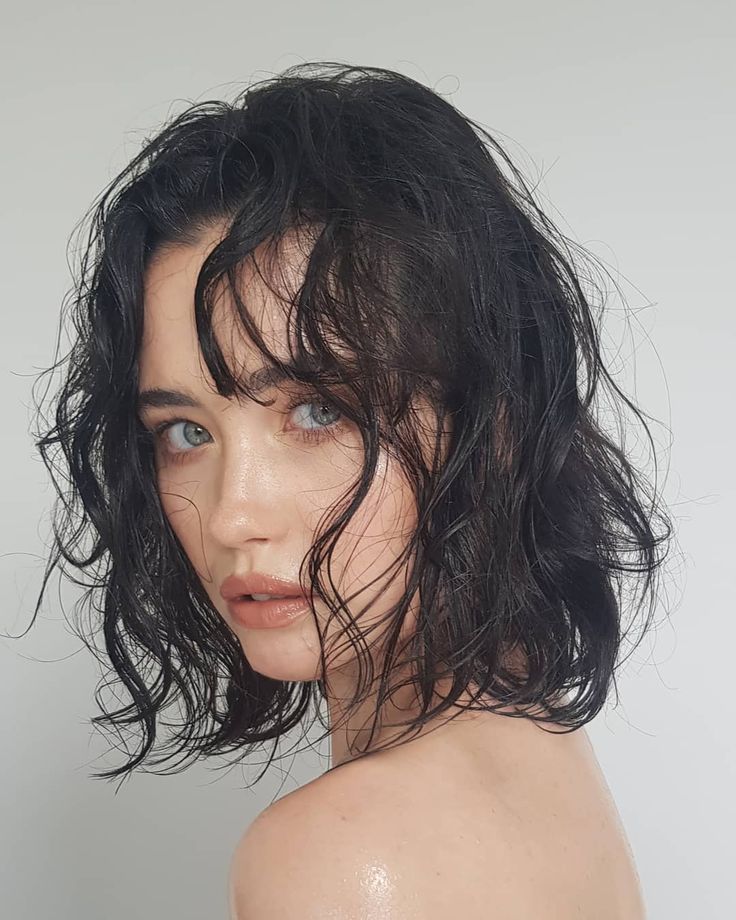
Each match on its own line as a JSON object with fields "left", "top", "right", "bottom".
{"left": 226, "top": 596, "right": 311, "bottom": 629}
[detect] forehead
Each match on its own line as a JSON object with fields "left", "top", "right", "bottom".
{"left": 139, "top": 227, "right": 314, "bottom": 381}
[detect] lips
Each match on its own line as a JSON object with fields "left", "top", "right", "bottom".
{"left": 226, "top": 594, "right": 311, "bottom": 629}
{"left": 219, "top": 572, "right": 305, "bottom": 602}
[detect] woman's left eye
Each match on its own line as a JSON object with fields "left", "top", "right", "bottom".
{"left": 148, "top": 395, "right": 346, "bottom": 463}
{"left": 288, "top": 398, "right": 344, "bottom": 441}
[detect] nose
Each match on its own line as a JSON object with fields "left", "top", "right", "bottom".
{"left": 205, "top": 440, "right": 294, "bottom": 549}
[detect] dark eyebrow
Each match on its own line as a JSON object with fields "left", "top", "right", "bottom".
{"left": 136, "top": 387, "right": 205, "bottom": 413}
{"left": 136, "top": 362, "right": 317, "bottom": 414}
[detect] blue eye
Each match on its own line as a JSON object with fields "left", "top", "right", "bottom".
{"left": 150, "top": 420, "right": 211, "bottom": 462}
{"left": 289, "top": 398, "right": 344, "bottom": 440}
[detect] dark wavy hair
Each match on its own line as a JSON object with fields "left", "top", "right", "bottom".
{"left": 26, "top": 61, "right": 676, "bottom": 789}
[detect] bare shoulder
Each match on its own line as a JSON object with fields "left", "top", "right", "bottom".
{"left": 229, "top": 729, "right": 647, "bottom": 919}
{"left": 228, "top": 760, "right": 426, "bottom": 920}
{"left": 227, "top": 755, "right": 543, "bottom": 920}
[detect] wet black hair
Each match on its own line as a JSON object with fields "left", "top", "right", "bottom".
{"left": 26, "top": 61, "right": 676, "bottom": 789}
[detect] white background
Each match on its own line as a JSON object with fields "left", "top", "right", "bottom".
{"left": 1, "top": 1, "right": 733, "bottom": 917}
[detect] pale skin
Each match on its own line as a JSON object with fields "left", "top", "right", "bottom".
{"left": 139, "top": 225, "right": 647, "bottom": 918}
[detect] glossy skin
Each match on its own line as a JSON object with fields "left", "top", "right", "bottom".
{"left": 139, "top": 225, "right": 646, "bottom": 918}
{"left": 229, "top": 711, "right": 647, "bottom": 918}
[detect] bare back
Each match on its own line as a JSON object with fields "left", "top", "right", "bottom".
{"left": 305, "top": 711, "right": 647, "bottom": 919}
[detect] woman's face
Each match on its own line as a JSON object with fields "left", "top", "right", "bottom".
{"left": 137, "top": 226, "right": 437, "bottom": 688}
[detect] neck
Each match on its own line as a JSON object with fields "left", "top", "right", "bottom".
{"left": 325, "top": 664, "right": 483, "bottom": 770}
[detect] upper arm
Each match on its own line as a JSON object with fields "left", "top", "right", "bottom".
{"left": 227, "top": 789, "right": 423, "bottom": 920}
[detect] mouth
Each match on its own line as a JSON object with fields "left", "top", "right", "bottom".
{"left": 238, "top": 593, "right": 302, "bottom": 601}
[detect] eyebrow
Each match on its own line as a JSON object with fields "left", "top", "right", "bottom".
{"left": 136, "top": 363, "right": 303, "bottom": 414}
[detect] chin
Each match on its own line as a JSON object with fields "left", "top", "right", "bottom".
{"left": 235, "top": 621, "right": 322, "bottom": 683}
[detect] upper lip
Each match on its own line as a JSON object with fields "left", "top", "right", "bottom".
{"left": 219, "top": 572, "right": 306, "bottom": 601}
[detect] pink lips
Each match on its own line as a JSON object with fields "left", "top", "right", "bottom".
{"left": 219, "top": 571, "right": 311, "bottom": 629}
{"left": 219, "top": 571, "right": 304, "bottom": 601}
{"left": 225, "top": 595, "right": 311, "bottom": 629}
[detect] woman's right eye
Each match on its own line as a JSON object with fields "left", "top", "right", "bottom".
{"left": 151, "top": 419, "right": 211, "bottom": 462}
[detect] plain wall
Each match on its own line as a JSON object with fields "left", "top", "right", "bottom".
{"left": 2, "top": 1, "right": 733, "bottom": 917}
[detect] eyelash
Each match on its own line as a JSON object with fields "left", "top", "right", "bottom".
{"left": 146, "top": 394, "right": 347, "bottom": 465}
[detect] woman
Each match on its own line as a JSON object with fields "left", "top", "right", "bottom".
{"left": 31, "top": 62, "right": 672, "bottom": 917}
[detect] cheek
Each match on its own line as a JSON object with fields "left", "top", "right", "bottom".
{"left": 318, "top": 454, "right": 420, "bottom": 657}
{"left": 157, "top": 476, "right": 211, "bottom": 576}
